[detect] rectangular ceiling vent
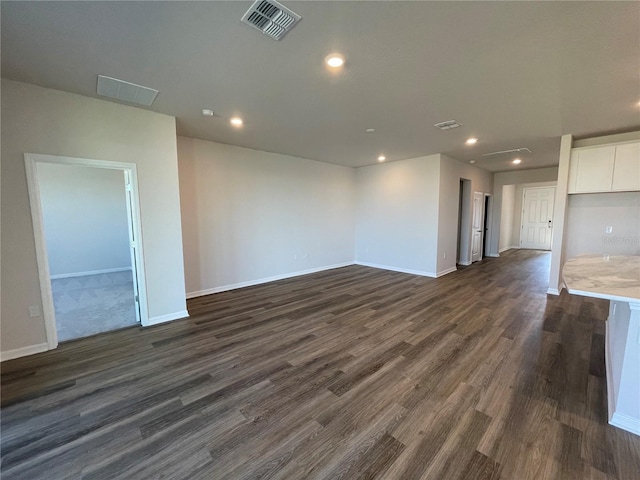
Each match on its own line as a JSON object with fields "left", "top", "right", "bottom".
{"left": 434, "top": 120, "right": 462, "bottom": 130}
{"left": 96, "top": 75, "right": 159, "bottom": 107}
{"left": 241, "top": 0, "right": 301, "bottom": 40}
{"left": 482, "top": 147, "right": 532, "bottom": 157}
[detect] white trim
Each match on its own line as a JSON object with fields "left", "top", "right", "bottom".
{"left": 458, "top": 260, "right": 472, "bottom": 266}
{"left": 147, "top": 310, "right": 189, "bottom": 326}
{"left": 1, "top": 343, "right": 49, "bottom": 362}
{"left": 546, "top": 287, "right": 561, "bottom": 295}
{"left": 186, "top": 262, "right": 355, "bottom": 298}
{"left": 50, "top": 267, "right": 132, "bottom": 280}
{"left": 610, "top": 413, "right": 640, "bottom": 437}
{"left": 25, "top": 153, "right": 150, "bottom": 350}
{"left": 486, "top": 253, "right": 500, "bottom": 258}
{"left": 436, "top": 266, "right": 457, "bottom": 277}
{"left": 25, "top": 156, "right": 59, "bottom": 349}
{"left": 605, "top": 318, "right": 617, "bottom": 425}
{"left": 498, "top": 245, "right": 520, "bottom": 254}
{"left": 483, "top": 193, "right": 494, "bottom": 260}
{"left": 355, "top": 261, "right": 436, "bottom": 278}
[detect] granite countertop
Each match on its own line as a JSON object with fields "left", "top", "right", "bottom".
{"left": 563, "top": 255, "right": 640, "bottom": 303}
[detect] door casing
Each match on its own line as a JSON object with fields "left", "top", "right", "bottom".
{"left": 25, "top": 153, "right": 148, "bottom": 350}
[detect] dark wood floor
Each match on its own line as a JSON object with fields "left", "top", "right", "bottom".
{"left": 2, "top": 250, "right": 639, "bottom": 479}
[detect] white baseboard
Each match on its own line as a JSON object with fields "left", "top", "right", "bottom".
{"left": 610, "top": 412, "right": 640, "bottom": 436}
{"left": 1, "top": 342, "right": 49, "bottom": 362}
{"left": 436, "top": 266, "right": 457, "bottom": 277}
{"left": 486, "top": 253, "right": 500, "bottom": 258}
{"left": 147, "top": 310, "right": 189, "bottom": 326}
{"left": 547, "top": 282, "right": 565, "bottom": 295}
{"left": 457, "top": 260, "right": 472, "bottom": 266}
{"left": 186, "top": 262, "right": 356, "bottom": 299}
{"left": 355, "top": 261, "right": 436, "bottom": 278}
{"left": 50, "top": 267, "right": 131, "bottom": 280}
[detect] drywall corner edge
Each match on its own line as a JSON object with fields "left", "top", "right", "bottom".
{"left": 436, "top": 266, "right": 458, "bottom": 277}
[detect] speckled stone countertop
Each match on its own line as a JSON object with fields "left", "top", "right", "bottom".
{"left": 563, "top": 255, "right": 640, "bottom": 304}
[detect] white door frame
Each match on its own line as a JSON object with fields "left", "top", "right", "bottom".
{"left": 519, "top": 186, "right": 556, "bottom": 250}
{"left": 483, "top": 193, "right": 493, "bottom": 258}
{"left": 471, "top": 191, "right": 485, "bottom": 263}
{"left": 25, "top": 153, "right": 149, "bottom": 350}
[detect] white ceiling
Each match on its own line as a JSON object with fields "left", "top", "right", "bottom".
{"left": 2, "top": 1, "right": 639, "bottom": 171}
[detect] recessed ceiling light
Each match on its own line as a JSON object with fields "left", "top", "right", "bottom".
{"left": 202, "top": 109, "right": 214, "bottom": 117}
{"left": 469, "top": 160, "right": 477, "bottom": 164}
{"left": 378, "top": 155, "right": 386, "bottom": 162}
{"left": 366, "top": 128, "right": 375, "bottom": 133}
{"left": 325, "top": 53, "right": 345, "bottom": 68}
{"left": 230, "top": 117, "right": 243, "bottom": 127}
{"left": 512, "top": 158, "right": 522, "bottom": 164}
{"left": 466, "top": 137, "right": 478, "bottom": 145}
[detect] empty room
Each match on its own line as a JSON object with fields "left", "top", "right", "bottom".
{"left": 1, "top": 2, "right": 639, "bottom": 479}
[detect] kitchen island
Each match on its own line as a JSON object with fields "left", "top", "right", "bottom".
{"left": 563, "top": 255, "right": 640, "bottom": 436}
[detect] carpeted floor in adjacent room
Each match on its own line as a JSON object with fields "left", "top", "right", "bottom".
{"left": 51, "top": 270, "right": 138, "bottom": 342}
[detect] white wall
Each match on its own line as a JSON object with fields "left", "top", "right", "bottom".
{"left": 437, "top": 155, "right": 493, "bottom": 272}
{"left": 1, "top": 79, "right": 187, "bottom": 355}
{"left": 500, "top": 184, "right": 516, "bottom": 252}
{"left": 177, "top": 136, "right": 355, "bottom": 296}
{"left": 490, "top": 167, "right": 559, "bottom": 256}
{"left": 564, "top": 192, "right": 640, "bottom": 260}
{"left": 38, "top": 163, "right": 131, "bottom": 277}
{"left": 355, "top": 155, "right": 440, "bottom": 276}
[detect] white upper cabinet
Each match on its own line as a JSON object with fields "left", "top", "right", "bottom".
{"left": 568, "top": 145, "right": 615, "bottom": 194}
{"left": 568, "top": 141, "right": 640, "bottom": 194}
{"left": 611, "top": 142, "right": 640, "bottom": 192}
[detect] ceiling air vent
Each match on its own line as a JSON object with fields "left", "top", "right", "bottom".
{"left": 241, "top": 0, "right": 301, "bottom": 40}
{"left": 97, "top": 75, "right": 159, "bottom": 107}
{"left": 434, "top": 120, "right": 462, "bottom": 130}
{"left": 482, "top": 147, "right": 532, "bottom": 157}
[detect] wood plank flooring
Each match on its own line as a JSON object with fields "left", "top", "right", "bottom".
{"left": 2, "top": 249, "right": 639, "bottom": 479}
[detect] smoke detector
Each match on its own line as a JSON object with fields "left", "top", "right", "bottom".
{"left": 434, "top": 120, "right": 462, "bottom": 130}
{"left": 241, "top": 0, "right": 301, "bottom": 40}
{"left": 96, "top": 75, "right": 159, "bottom": 107}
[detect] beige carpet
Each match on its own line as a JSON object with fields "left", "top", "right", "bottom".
{"left": 51, "top": 271, "right": 138, "bottom": 342}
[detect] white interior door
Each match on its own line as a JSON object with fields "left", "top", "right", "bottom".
{"left": 471, "top": 192, "right": 484, "bottom": 262}
{"left": 520, "top": 187, "right": 555, "bottom": 250}
{"left": 124, "top": 170, "right": 142, "bottom": 324}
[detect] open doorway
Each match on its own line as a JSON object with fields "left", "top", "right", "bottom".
{"left": 457, "top": 179, "right": 472, "bottom": 265}
{"left": 471, "top": 192, "right": 493, "bottom": 263}
{"left": 498, "top": 182, "right": 557, "bottom": 254}
{"left": 483, "top": 194, "right": 493, "bottom": 258}
{"left": 25, "top": 154, "right": 148, "bottom": 348}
